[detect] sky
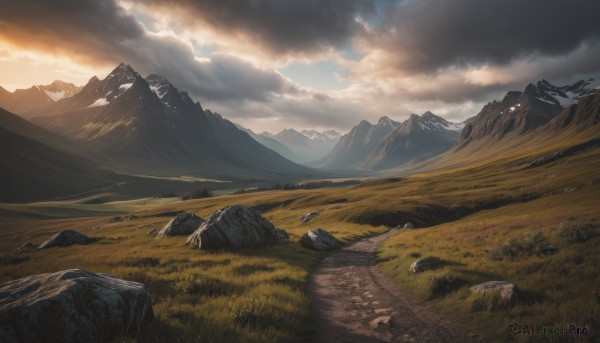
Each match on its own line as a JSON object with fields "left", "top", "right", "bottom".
{"left": 1, "top": 0, "right": 600, "bottom": 133}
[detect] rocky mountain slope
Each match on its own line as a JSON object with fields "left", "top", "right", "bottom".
{"left": 31, "top": 64, "right": 315, "bottom": 180}
{"left": 318, "top": 114, "right": 462, "bottom": 171}
{"left": 458, "top": 79, "right": 598, "bottom": 149}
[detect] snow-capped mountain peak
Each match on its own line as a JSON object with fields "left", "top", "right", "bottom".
{"left": 530, "top": 78, "right": 599, "bottom": 107}
{"left": 300, "top": 129, "right": 342, "bottom": 142}
{"left": 376, "top": 115, "right": 399, "bottom": 128}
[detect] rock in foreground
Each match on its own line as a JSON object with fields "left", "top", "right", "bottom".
{"left": 156, "top": 212, "right": 204, "bottom": 238}
{"left": 186, "top": 205, "right": 279, "bottom": 250}
{"left": 38, "top": 230, "right": 96, "bottom": 249}
{"left": 0, "top": 269, "right": 153, "bottom": 342}
{"left": 408, "top": 257, "right": 442, "bottom": 273}
{"left": 301, "top": 210, "right": 322, "bottom": 224}
{"left": 470, "top": 281, "right": 517, "bottom": 302}
{"left": 299, "top": 228, "right": 340, "bottom": 251}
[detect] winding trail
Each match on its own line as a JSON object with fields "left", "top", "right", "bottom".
{"left": 309, "top": 229, "right": 479, "bottom": 342}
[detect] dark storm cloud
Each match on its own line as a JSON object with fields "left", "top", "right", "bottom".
{"left": 373, "top": 0, "right": 600, "bottom": 72}
{"left": 0, "top": 0, "right": 294, "bottom": 102}
{"left": 135, "top": 0, "right": 375, "bottom": 56}
{"left": 0, "top": 0, "right": 144, "bottom": 63}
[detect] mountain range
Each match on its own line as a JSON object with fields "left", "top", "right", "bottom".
{"left": 2, "top": 63, "right": 599, "bottom": 202}
{"left": 261, "top": 128, "right": 341, "bottom": 163}
{"left": 0, "top": 81, "right": 81, "bottom": 115}
{"left": 418, "top": 79, "right": 600, "bottom": 170}
{"left": 28, "top": 64, "right": 316, "bottom": 180}
{"left": 317, "top": 113, "right": 464, "bottom": 171}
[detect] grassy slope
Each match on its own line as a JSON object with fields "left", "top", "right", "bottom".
{"left": 0, "top": 127, "right": 599, "bottom": 341}
{"left": 0, "top": 190, "right": 386, "bottom": 343}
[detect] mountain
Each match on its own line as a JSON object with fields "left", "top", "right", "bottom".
{"left": 417, "top": 80, "right": 600, "bottom": 172}
{"left": 236, "top": 125, "right": 301, "bottom": 162}
{"left": 316, "top": 116, "right": 401, "bottom": 170}
{"left": 301, "top": 129, "right": 341, "bottom": 149}
{"left": 263, "top": 128, "right": 340, "bottom": 163}
{"left": 0, "top": 81, "right": 82, "bottom": 116}
{"left": 362, "top": 112, "right": 463, "bottom": 170}
{"left": 0, "top": 106, "right": 116, "bottom": 202}
{"left": 458, "top": 79, "right": 599, "bottom": 149}
{"left": 31, "top": 64, "right": 316, "bottom": 180}
{"left": 38, "top": 81, "right": 82, "bottom": 101}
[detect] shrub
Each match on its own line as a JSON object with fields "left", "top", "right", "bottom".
{"left": 182, "top": 187, "right": 212, "bottom": 200}
{"left": 426, "top": 274, "right": 465, "bottom": 299}
{"left": 121, "top": 257, "right": 160, "bottom": 268}
{"left": 488, "top": 231, "right": 548, "bottom": 260}
{"left": 175, "top": 274, "right": 234, "bottom": 296}
{"left": 560, "top": 222, "right": 598, "bottom": 243}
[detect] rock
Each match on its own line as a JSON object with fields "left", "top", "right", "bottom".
{"left": 108, "top": 216, "right": 123, "bottom": 223}
{"left": 15, "top": 242, "right": 37, "bottom": 252}
{"left": 538, "top": 244, "right": 560, "bottom": 255}
{"left": 147, "top": 228, "right": 159, "bottom": 237}
{"left": 470, "top": 281, "right": 517, "bottom": 302}
{"left": 301, "top": 209, "right": 322, "bottom": 224}
{"left": 409, "top": 257, "right": 442, "bottom": 273}
{"left": 156, "top": 212, "right": 204, "bottom": 238}
{"left": 186, "top": 205, "right": 279, "bottom": 250}
{"left": 299, "top": 228, "right": 340, "bottom": 251}
{"left": 403, "top": 222, "right": 415, "bottom": 229}
{"left": 369, "top": 316, "right": 392, "bottom": 330}
{"left": 109, "top": 215, "right": 138, "bottom": 223}
{"left": 38, "top": 230, "right": 96, "bottom": 249}
{"left": 276, "top": 228, "right": 289, "bottom": 240}
{"left": 0, "top": 269, "right": 153, "bottom": 342}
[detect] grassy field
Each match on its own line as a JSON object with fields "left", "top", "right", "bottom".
{"left": 1, "top": 132, "right": 599, "bottom": 341}
{"left": 0, "top": 191, "right": 386, "bottom": 343}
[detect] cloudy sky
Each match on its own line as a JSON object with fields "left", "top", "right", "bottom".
{"left": 1, "top": 0, "right": 600, "bottom": 133}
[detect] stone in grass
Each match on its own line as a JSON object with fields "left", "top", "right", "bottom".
{"left": 301, "top": 209, "right": 323, "bottom": 224}
{"left": 469, "top": 281, "right": 517, "bottom": 302}
{"left": 403, "top": 222, "right": 415, "bottom": 229}
{"left": 156, "top": 212, "right": 204, "bottom": 238}
{"left": 15, "top": 242, "right": 37, "bottom": 252}
{"left": 408, "top": 257, "right": 442, "bottom": 273}
{"left": 186, "top": 204, "right": 279, "bottom": 250}
{"left": 38, "top": 230, "right": 96, "bottom": 249}
{"left": 299, "top": 228, "right": 340, "bottom": 251}
{"left": 0, "top": 269, "right": 153, "bottom": 343}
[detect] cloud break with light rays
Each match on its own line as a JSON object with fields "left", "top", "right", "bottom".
{"left": 1, "top": 0, "right": 600, "bottom": 133}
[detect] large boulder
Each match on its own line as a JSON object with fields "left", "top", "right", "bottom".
{"left": 299, "top": 228, "right": 340, "bottom": 251}
{"left": 186, "top": 205, "right": 279, "bottom": 250}
{"left": 301, "top": 210, "right": 322, "bottom": 224}
{"left": 156, "top": 212, "right": 204, "bottom": 238}
{"left": 409, "top": 257, "right": 442, "bottom": 273}
{"left": 0, "top": 269, "right": 153, "bottom": 342}
{"left": 38, "top": 230, "right": 95, "bottom": 249}
{"left": 470, "top": 281, "right": 517, "bottom": 302}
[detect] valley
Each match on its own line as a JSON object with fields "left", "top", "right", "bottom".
{"left": 2, "top": 3, "right": 600, "bottom": 340}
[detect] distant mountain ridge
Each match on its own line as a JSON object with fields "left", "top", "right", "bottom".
{"left": 0, "top": 81, "right": 81, "bottom": 115}
{"left": 31, "top": 63, "right": 316, "bottom": 180}
{"left": 262, "top": 128, "right": 341, "bottom": 163}
{"left": 318, "top": 113, "right": 463, "bottom": 171}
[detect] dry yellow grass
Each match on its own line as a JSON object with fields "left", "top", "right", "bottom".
{"left": 1, "top": 130, "right": 599, "bottom": 342}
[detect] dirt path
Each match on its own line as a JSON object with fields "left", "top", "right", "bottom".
{"left": 309, "top": 229, "right": 479, "bottom": 342}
